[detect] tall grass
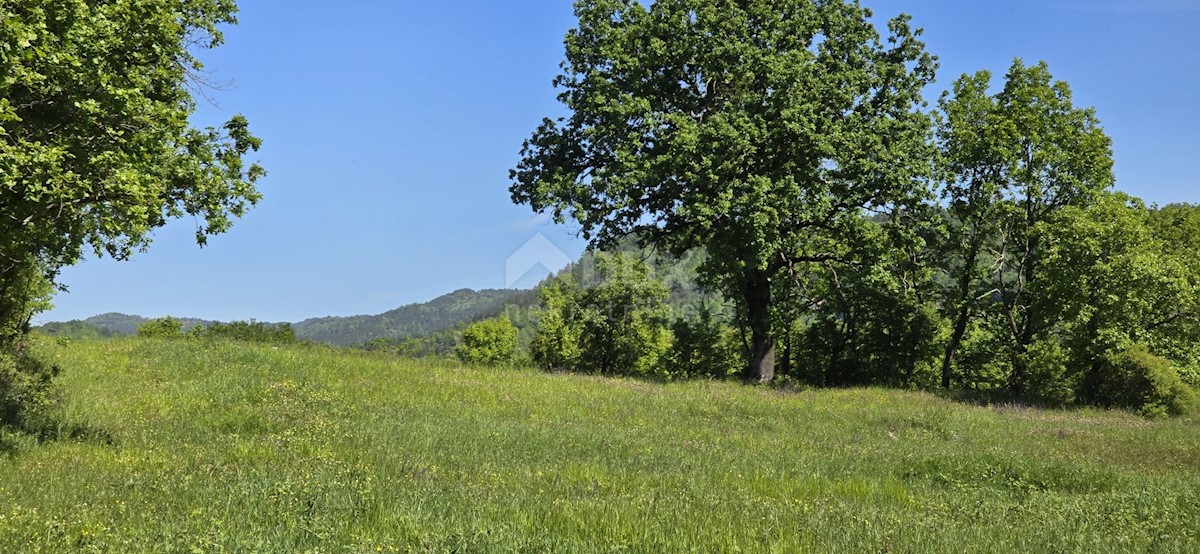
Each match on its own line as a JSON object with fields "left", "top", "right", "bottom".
{"left": 1, "top": 337, "right": 1197, "bottom": 552}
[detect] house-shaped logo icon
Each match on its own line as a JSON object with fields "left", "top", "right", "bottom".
{"left": 505, "top": 233, "right": 572, "bottom": 288}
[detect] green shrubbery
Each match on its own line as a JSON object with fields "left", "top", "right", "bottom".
{"left": 455, "top": 316, "right": 519, "bottom": 366}
{"left": 138, "top": 317, "right": 296, "bottom": 345}
{"left": 1084, "top": 345, "right": 1199, "bottom": 418}
{"left": 189, "top": 321, "right": 297, "bottom": 345}
{"left": 530, "top": 253, "right": 672, "bottom": 378}
{"left": 668, "top": 305, "right": 741, "bottom": 379}
{"left": 136, "top": 316, "right": 184, "bottom": 338}
{"left": 0, "top": 344, "right": 59, "bottom": 430}
{"left": 0, "top": 265, "right": 60, "bottom": 432}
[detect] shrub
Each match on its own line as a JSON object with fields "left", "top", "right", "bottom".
{"left": 530, "top": 301, "right": 581, "bottom": 372}
{"left": 1021, "top": 339, "right": 1077, "bottom": 407}
{"left": 0, "top": 342, "right": 60, "bottom": 430}
{"left": 669, "top": 306, "right": 741, "bottom": 379}
{"left": 190, "top": 320, "right": 297, "bottom": 344}
{"left": 456, "top": 316, "right": 519, "bottom": 366}
{"left": 530, "top": 253, "right": 672, "bottom": 377}
{"left": 137, "top": 316, "right": 183, "bottom": 338}
{"left": 1087, "top": 344, "right": 1200, "bottom": 417}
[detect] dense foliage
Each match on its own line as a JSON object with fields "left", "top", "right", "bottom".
{"left": 138, "top": 317, "right": 296, "bottom": 345}
{"left": 511, "top": 0, "right": 939, "bottom": 382}
{"left": 531, "top": 253, "right": 673, "bottom": 378}
{"left": 189, "top": 320, "right": 297, "bottom": 345}
{"left": 455, "top": 316, "right": 519, "bottom": 366}
{"left": 510, "top": 0, "right": 1200, "bottom": 416}
{"left": 1, "top": 0, "right": 261, "bottom": 424}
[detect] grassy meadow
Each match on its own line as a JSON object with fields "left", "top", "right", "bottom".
{"left": 0, "top": 337, "right": 1198, "bottom": 552}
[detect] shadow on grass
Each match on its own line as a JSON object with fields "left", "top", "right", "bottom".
{"left": 0, "top": 417, "right": 115, "bottom": 459}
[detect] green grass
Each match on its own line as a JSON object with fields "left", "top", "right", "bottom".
{"left": 1, "top": 337, "right": 1198, "bottom": 552}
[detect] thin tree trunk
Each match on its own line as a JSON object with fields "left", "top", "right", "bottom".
{"left": 781, "top": 327, "right": 792, "bottom": 378}
{"left": 942, "top": 224, "right": 985, "bottom": 389}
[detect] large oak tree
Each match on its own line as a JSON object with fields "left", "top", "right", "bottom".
{"left": 511, "top": 0, "right": 938, "bottom": 381}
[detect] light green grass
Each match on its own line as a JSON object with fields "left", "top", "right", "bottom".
{"left": 1, "top": 337, "right": 1198, "bottom": 552}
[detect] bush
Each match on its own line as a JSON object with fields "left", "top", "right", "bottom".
{"left": 530, "top": 253, "right": 672, "bottom": 377}
{"left": 529, "top": 281, "right": 582, "bottom": 372}
{"left": 456, "top": 316, "right": 519, "bottom": 366}
{"left": 189, "top": 320, "right": 297, "bottom": 345}
{"left": 0, "top": 343, "right": 60, "bottom": 430}
{"left": 668, "top": 306, "right": 741, "bottom": 379}
{"left": 1021, "top": 339, "right": 1077, "bottom": 407}
{"left": 137, "top": 316, "right": 183, "bottom": 338}
{"left": 1087, "top": 344, "right": 1200, "bottom": 417}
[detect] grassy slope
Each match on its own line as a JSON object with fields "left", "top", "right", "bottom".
{"left": 1, "top": 339, "right": 1198, "bottom": 552}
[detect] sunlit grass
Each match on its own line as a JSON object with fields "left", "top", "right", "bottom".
{"left": 1, "top": 337, "right": 1197, "bottom": 552}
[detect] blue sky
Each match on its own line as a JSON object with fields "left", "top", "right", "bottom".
{"left": 38, "top": 0, "right": 1200, "bottom": 323}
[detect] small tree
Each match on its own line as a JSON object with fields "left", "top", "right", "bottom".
{"left": 456, "top": 316, "right": 519, "bottom": 367}
{"left": 530, "top": 253, "right": 672, "bottom": 377}
{"left": 936, "top": 60, "right": 1115, "bottom": 393}
{"left": 137, "top": 317, "right": 183, "bottom": 339}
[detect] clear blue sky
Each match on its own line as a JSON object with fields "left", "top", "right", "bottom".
{"left": 37, "top": 0, "right": 1200, "bottom": 323}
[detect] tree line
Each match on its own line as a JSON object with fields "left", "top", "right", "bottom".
{"left": 487, "top": 0, "right": 1200, "bottom": 416}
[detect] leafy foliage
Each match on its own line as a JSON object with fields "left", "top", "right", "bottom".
{"left": 1084, "top": 345, "right": 1199, "bottom": 418}
{"left": 667, "top": 304, "right": 742, "bottom": 379}
{"left": 137, "top": 317, "right": 295, "bottom": 345}
{"left": 136, "top": 317, "right": 183, "bottom": 339}
{"left": 455, "top": 316, "right": 519, "bottom": 366}
{"left": 512, "top": 0, "right": 939, "bottom": 381}
{"left": 1, "top": 0, "right": 261, "bottom": 419}
{"left": 0, "top": 340, "right": 58, "bottom": 430}
{"left": 531, "top": 253, "right": 672, "bottom": 377}
{"left": 189, "top": 320, "right": 298, "bottom": 345}
{"left": 935, "top": 60, "right": 1115, "bottom": 394}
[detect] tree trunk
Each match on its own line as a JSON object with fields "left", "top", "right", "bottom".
{"left": 780, "top": 327, "right": 792, "bottom": 378}
{"left": 1010, "top": 341, "right": 1029, "bottom": 396}
{"left": 1009, "top": 233, "right": 1039, "bottom": 396}
{"left": 744, "top": 270, "right": 775, "bottom": 383}
{"left": 942, "top": 303, "right": 971, "bottom": 389}
{"left": 942, "top": 227, "right": 982, "bottom": 389}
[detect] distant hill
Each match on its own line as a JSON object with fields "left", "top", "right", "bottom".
{"left": 34, "top": 320, "right": 118, "bottom": 340}
{"left": 74, "top": 313, "right": 217, "bottom": 335}
{"left": 291, "top": 289, "right": 530, "bottom": 345}
{"left": 34, "top": 313, "right": 217, "bottom": 339}
{"left": 37, "top": 240, "right": 717, "bottom": 349}
{"left": 34, "top": 290, "right": 531, "bottom": 347}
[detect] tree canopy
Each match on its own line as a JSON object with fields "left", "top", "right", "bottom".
{"left": 511, "top": 0, "right": 939, "bottom": 381}
{"left": 0, "top": 0, "right": 263, "bottom": 342}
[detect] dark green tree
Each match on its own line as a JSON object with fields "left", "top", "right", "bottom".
{"left": 511, "top": 0, "right": 938, "bottom": 382}
{"left": 795, "top": 211, "right": 944, "bottom": 388}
